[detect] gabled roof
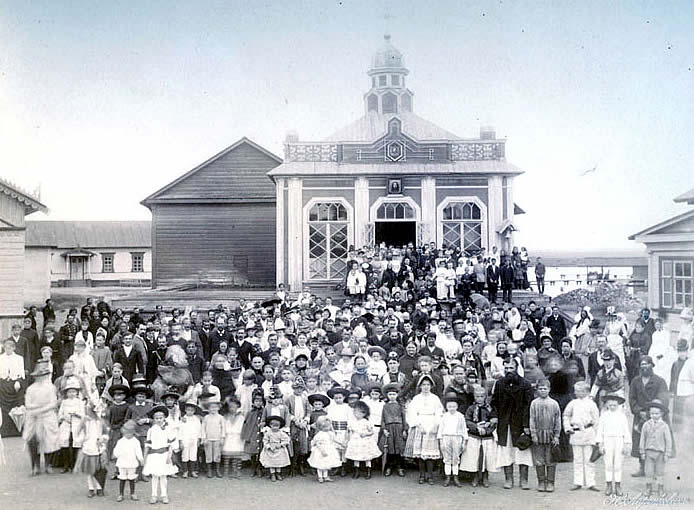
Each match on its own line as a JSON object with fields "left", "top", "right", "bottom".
{"left": 141, "top": 137, "right": 282, "bottom": 208}
{"left": 674, "top": 187, "right": 694, "bottom": 205}
{"left": 628, "top": 208, "right": 694, "bottom": 240}
{"left": 26, "top": 221, "right": 151, "bottom": 248}
{"left": 0, "top": 177, "right": 48, "bottom": 216}
{"left": 323, "top": 112, "right": 460, "bottom": 142}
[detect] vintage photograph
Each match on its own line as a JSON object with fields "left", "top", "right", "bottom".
{"left": 0, "top": 1, "right": 693, "bottom": 509}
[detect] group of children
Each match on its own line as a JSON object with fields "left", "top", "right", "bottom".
{"left": 23, "top": 356, "right": 674, "bottom": 504}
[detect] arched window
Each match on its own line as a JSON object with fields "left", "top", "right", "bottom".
{"left": 382, "top": 92, "right": 398, "bottom": 114}
{"left": 441, "top": 202, "right": 483, "bottom": 253}
{"left": 401, "top": 93, "right": 412, "bottom": 112}
{"left": 376, "top": 202, "right": 415, "bottom": 220}
{"left": 367, "top": 94, "right": 378, "bottom": 112}
{"left": 308, "top": 202, "right": 349, "bottom": 280}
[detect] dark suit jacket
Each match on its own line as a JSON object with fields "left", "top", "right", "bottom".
{"left": 207, "top": 328, "right": 230, "bottom": 361}
{"left": 486, "top": 265, "right": 500, "bottom": 284}
{"left": 587, "top": 350, "right": 622, "bottom": 382}
{"left": 500, "top": 266, "right": 515, "bottom": 286}
{"left": 490, "top": 375, "right": 533, "bottom": 447}
{"left": 114, "top": 346, "right": 145, "bottom": 383}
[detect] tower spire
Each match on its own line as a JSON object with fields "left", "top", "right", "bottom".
{"left": 364, "top": 35, "right": 413, "bottom": 115}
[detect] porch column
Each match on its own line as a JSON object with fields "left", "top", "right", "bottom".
{"left": 488, "top": 175, "right": 503, "bottom": 250}
{"left": 648, "top": 251, "right": 659, "bottom": 310}
{"left": 421, "top": 176, "right": 436, "bottom": 244}
{"left": 275, "top": 178, "right": 285, "bottom": 286}
{"left": 354, "top": 177, "right": 369, "bottom": 248}
{"left": 287, "top": 177, "right": 303, "bottom": 291}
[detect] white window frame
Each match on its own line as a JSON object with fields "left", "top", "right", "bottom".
{"left": 661, "top": 258, "right": 694, "bottom": 310}
{"left": 436, "top": 196, "right": 488, "bottom": 252}
{"left": 303, "top": 198, "right": 354, "bottom": 282}
{"left": 370, "top": 196, "right": 421, "bottom": 223}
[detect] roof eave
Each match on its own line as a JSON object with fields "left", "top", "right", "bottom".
{"left": 141, "top": 137, "right": 283, "bottom": 207}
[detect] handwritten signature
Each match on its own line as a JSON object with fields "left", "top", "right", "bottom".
{"left": 604, "top": 493, "right": 690, "bottom": 507}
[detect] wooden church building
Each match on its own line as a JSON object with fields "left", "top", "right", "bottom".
{"left": 144, "top": 36, "right": 525, "bottom": 291}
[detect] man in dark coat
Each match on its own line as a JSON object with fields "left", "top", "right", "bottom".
{"left": 486, "top": 258, "right": 500, "bottom": 304}
{"left": 491, "top": 358, "right": 534, "bottom": 489}
{"left": 206, "top": 317, "right": 230, "bottom": 362}
{"left": 629, "top": 355, "right": 670, "bottom": 477}
{"left": 587, "top": 334, "right": 622, "bottom": 384}
{"left": 534, "top": 257, "right": 546, "bottom": 294}
{"left": 500, "top": 260, "right": 515, "bottom": 303}
{"left": 113, "top": 333, "right": 145, "bottom": 383}
{"left": 545, "top": 306, "right": 567, "bottom": 351}
{"left": 59, "top": 313, "right": 79, "bottom": 360}
{"left": 18, "top": 317, "right": 40, "bottom": 374}
{"left": 42, "top": 299, "right": 56, "bottom": 327}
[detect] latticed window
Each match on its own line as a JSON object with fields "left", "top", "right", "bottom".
{"left": 441, "top": 202, "right": 483, "bottom": 253}
{"left": 308, "top": 202, "right": 349, "bottom": 280}
{"left": 661, "top": 259, "right": 694, "bottom": 309}
{"left": 376, "top": 202, "right": 415, "bottom": 220}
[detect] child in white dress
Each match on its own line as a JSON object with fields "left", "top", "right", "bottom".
{"left": 345, "top": 400, "right": 381, "bottom": 479}
{"left": 307, "top": 416, "right": 342, "bottom": 483}
{"left": 142, "top": 406, "right": 177, "bottom": 504}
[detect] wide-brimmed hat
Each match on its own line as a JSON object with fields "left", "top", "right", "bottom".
{"left": 131, "top": 373, "right": 147, "bottom": 386}
{"left": 308, "top": 393, "right": 330, "bottom": 408}
{"left": 382, "top": 383, "right": 400, "bottom": 395}
{"left": 601, "top": 349, "right": 615, "bottom": 361}
{"left": 367, "top": 346, "right": 387, "bottom": 358}
{"left": 292, "top": 376, "right": 306, "bottom": 389}
{"left": 30, "top": 359, "right": 52, "bottom": 377}
{"left": 108, "top": 384, "right": 130, "bottom": 398}
{"left": 183, "top": 400, "right": 203, "bottom": 415}
{"left": 640, "top": 355, "right": 655, "bottom": 367}
{"left": 148, "top": 404, "right": 169, "bottom": 418}
{"left": 516, "top": 432, "right": 532, "bottom": 450}
{"left": 294, "top": 353, "right": 309, "bottom": 363}
{"left": 647, "top": 399, "right": 669, "bottom": 414}
{"left": 63, "top": 376, "right": 82, "bottom": 393}
{"left": 365, "top": 382, "right": 383, "bottom": 395}
{"left": 603, "top": 393, "right": 625, "bottom": 405}
{"left": 266, "top": 415, "right": 285, "bottom": 428}
{"left": 417, "top": 374, "right": 435, "bottom": 388}
{"left": 327, "top": 386, "right": 350, "bottom": 399}
{"left": 160, "top": 388, "right": 181, "bottom": 401}
{"left": 131, "top": 385, "right": 153, "bottom": 398}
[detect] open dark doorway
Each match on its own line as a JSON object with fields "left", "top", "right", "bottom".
{"left": 375, "top": 221, "right": 416, "bottom": 248}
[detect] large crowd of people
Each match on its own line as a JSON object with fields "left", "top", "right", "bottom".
{"left": 1, "top": 243, "right": 693, "bottom": 504}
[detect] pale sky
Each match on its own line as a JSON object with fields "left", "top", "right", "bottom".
{"left": 2, "top": 0, "right": 693, "bottom": 250}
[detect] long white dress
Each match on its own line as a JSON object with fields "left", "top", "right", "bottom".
{"left": 650, "top": 329, "right": 676, "bottom": 387}
{"left": 604, "top": 320, "right": 627, "bottom": 369}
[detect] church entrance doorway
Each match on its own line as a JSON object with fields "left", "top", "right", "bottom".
{"left": 375, "top": 221, "right": 416, "bottom": 248}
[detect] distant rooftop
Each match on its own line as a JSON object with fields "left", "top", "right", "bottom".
{"left": 26, "top": 221, "right": 151, "bottom": 248}
{"left": 674, "top": 187, "right": 694, "bottom": 205}
{"left": 533, "top": 250, "right": 647, "bottom": 267}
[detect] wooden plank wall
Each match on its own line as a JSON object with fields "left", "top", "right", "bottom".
{"left": 152, "top": 203, "right": 276, "bottom": 288}
{"left": 0, "top": 229, "right": 25, "bottom": 314}
{"left": 155, "top": 143, "right": 278, "bottom": 199}
{"left": 0, "top": 193, "right": 26, "bottom": 227}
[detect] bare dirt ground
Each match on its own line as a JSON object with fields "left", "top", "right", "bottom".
{"left": 0, "top": 437, "right": 691, "bottom": 510}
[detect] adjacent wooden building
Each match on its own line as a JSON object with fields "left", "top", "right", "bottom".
{"left": 141, "top": 138, "right": 282, "bottom": 289}
{"left": 630, "top": 187, "right": 694, "bottom": 328}
{"left": 0, "top": 178, "right": 47, "bottom": 338}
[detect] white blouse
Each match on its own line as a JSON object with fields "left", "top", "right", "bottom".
{"left": 0, "top": 353, "right": 25, "bottom": 380}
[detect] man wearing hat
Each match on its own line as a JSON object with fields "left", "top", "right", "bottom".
{"left": 286, "top": 377, "right": 310, "bottom": 476}
{"left": 126, "top": 382, "right": 154, "bottom": 481}
{"left": 628, "top": 356, "right": 670, "bottom": 477}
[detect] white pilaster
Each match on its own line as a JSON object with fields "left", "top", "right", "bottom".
{"left": 648, "top": 251, "right": 659, "bottom": 309}
{"left": 275, "top": 178, "right": 285, "bottom": 286}
{"left": 487, "top": 175, "right": 503, "bottom": 250}
{"left": 287, "top": 178, "right": 303, "bottom": 291}
{"left": 354, "top": 177, "right": 370, "bottom": 248}
{"left": 421, "top": 176, "right": 436, "bottom": 244}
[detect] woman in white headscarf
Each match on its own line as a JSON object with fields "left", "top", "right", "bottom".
{"left": 649, "top": 318, "right": 676, "bottom": 386}
{"left": 603, "top": 307, "right": 627, "bottom": 370}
